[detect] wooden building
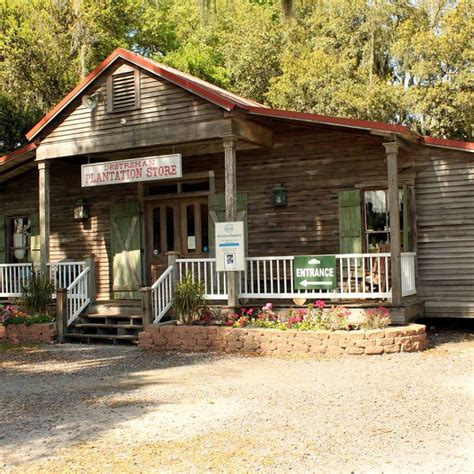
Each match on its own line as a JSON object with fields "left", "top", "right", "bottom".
{"left": 0, "top": 48, "right": 473, "bottom": 338}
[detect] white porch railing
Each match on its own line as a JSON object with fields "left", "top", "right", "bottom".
{"left": 0, "top": 261, "right": 91, "bottom": 326}
{"left": 66, "top": 267, "right": 90, "bottom": 326}
{"left": 151, "top": 265, "right": 174, "bottom": 323}
{"left": 48, "top": 261, "right": 87, "bottom": 295}
{"left": 241, "top": 254, "right": 392, "bottom": 299}
{"left": 401, "top": 252, "right": 416, "bottom": 297}
{"left": 177, "top": 253, "right": 416, "bottom": 301}
{"left": 177, "top": 258, "right": 227, "bottom": 300}
{"left": 0, "top": 263, "right": 33, "bottom": 297}
{"left": 0, "top": 261, "right": 88, "bottom": 299}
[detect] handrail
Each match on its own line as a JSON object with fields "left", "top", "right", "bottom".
{"left": 48, "top": 261, "right": 86, "bottom": 296}
{"left": 65, "top": 267, "right": 90, "bottom": 327}
{"left": 151, "top": 265, "right": 174, "bottom": 323}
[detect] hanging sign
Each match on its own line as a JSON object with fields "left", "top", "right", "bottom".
{"left": 81, "top": 154, "right": 182, "bottom": 187}
{"left": 293, "top": 255, "right": 337, "bottom": 290}
{"left": 215, "top": 221, "right": 246, "bottom": 272}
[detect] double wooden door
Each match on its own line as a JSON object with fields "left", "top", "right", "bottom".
{"left": 147, "top": 197, "right": 209, "bottom": 282}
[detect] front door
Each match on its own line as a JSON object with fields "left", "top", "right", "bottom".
{"left": 147, "top": 197, "right": 209, "bottom": 282}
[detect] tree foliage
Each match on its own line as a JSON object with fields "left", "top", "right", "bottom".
{"left": 0, "top": 0, "right": 472, "bottom": 154}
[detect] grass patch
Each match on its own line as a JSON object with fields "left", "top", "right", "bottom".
{"left": 0, "top": 342, "right": 37, "bottom": 352}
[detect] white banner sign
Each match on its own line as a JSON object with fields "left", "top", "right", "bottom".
{"left": 81, "top": 154, "right": 182, "bottom": 187}
{"left": 215, "top": 221, "right": 246, "bottom": 272}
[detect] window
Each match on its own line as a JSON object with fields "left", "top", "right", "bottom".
{"left": 107, "top": 69, "right": 140, "bottom": 113}
{"left": 364, "top": 189, "right": 406, "bottom": 251}
{"left": 147, "top": 176, "right": 211, "bottom": 197}
{"left": 9, "top": 217, "right": 31, "bottom": 263}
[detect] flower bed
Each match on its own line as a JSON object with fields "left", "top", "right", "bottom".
{"left": 0, "top": 304, "right": 56, "bottom": 344}
{"left": 201, "top": 301, "right": 391, "bottom": 331}
{"left": 138, "top": 324, "right": 427, "bottom": 355}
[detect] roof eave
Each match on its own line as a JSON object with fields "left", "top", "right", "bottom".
{"left": 245, "top": 106, "right": 408, "bottom": 135}
{"left": 422, "top": 136, "right": 474, "bottom": 153}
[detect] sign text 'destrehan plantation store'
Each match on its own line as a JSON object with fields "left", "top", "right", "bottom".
{"left": 293, "top": 256, "right": 337, "bottom": 290}
{"left": 81, "top": 154, "right": 182, "bottom": 187}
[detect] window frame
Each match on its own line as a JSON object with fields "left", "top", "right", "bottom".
{"left": 362, "top": 188, "right": 410, "bottom": 252}
{"left": 6, "top": 215, "right": 32, "bottom": 263}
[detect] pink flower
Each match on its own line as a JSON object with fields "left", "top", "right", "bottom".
{"left": 263, "top": 302, "right": 273, "bottom": 311}
{"left": 246, "top": 308, "right": 254, "bottom": 316}
{"left": 315, "top": 300, "right": 326, "bottom": 309}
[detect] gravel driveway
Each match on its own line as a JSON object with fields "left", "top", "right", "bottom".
{"left": 0, "top": 330, "right": 473, "bottom": 473}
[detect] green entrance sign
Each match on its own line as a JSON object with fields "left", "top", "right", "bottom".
{"left": 294, "top": 255, "right": 337, "bottom": 290}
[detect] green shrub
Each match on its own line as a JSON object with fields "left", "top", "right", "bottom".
{"left": 172, "top": 273, "right": 206, "bottom": 325}
{"left": 18, "top": 270, "right": 54, "bottom": 315}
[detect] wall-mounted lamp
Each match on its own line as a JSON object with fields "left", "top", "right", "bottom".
{"left": 272, "top": 183, "right": 287, "bottom": 207}
{"left": 74, "top": 199, "right": 90, "bottom": 220}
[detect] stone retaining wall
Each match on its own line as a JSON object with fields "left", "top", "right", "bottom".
{"left": 0, "top": 323, "right": 57, "bottom": 344}
{"left": 138, "top": 324, "right": 427, "bottom": 355}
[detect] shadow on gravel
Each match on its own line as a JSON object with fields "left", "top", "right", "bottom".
{"left": 417, "top": 318, "right": 473, "bottom": 351}
{"left": 0, "top": 344, "right": 225, "bottom": 466}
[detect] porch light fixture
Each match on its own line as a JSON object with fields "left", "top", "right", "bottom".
{"left": 272, "top": 183, "right": 287, "bottom": 207}
{"left": 74, "top": 199, "right": 89, "bottom": 220}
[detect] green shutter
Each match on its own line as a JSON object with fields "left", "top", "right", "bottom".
{"left": 30, "top": 213, "right": 41, "bottom": 266}
{"left": 0, "top": 215, "right": 5, "bottom": 263}
{"left": 110, "top": 201, "right": 142, "bottom": 300}
{"left": 402, "top": 185, "right": 410, "bottom": 252}
{"left": 208, "top": 193, "right": 248, "bottom": 257}
{"left": 338, "top": 190, "right": 363, "bottom": 253}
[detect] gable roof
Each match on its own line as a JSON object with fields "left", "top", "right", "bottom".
{"left": 16, "top": 47, "right": 474, "bottom": 154}
{"left": 26, "top": 48, "right": 265, "bottom": 141}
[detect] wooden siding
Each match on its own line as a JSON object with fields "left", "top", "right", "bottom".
{"left": 48, "top": 163, "right": 138, "bottom": 301}
{"left": 40, "top": 61, "right": 225, "bottom": 146}
{"left": 2, "top": 122, "right": 472, "bottom": 316}
{"left": 184, "top": 126, "right": 415, "bottom": 257}
{"left": 0, "top": 164, "right": 139, "bottom": 301}
{"left": 415, "top": 152, "right": 474, "bottom": 318}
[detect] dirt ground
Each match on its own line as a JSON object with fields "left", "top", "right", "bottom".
{"left": 0, "top": 329, "right": 473, "bottom": 473}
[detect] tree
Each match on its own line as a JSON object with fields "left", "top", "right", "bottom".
{"left": 0, "top": 0, "right": 471, "bottom": 151}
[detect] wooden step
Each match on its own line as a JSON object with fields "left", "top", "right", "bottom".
{"left": 65, "top": 333, "right": 137, "bottom": 341}
{"left": 73, "top": 323, "right": 143, "bottom": 329}
{"left": 87, "top": 301, "right": 142, "bottom": 316}
{"left": 85, "top": 313, "right": 143, "bottom": 320}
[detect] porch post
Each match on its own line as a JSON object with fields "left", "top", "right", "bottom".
{"left": 38, "top": 161, "right": 50, "bottom": 274}
{"left": 384, "top": 141, "right": 402, "bottom": 305}
{"left": 223, "top": 137, "right": 239, "bottom": 309}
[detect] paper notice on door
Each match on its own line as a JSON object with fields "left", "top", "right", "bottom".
{"left": 187, "top": 236, "right": 196, "bottom": 250}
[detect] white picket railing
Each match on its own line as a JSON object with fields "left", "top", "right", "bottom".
{"left": 66, "top": 267, "right": 90, "bottom": 327}
{"left": 151, "top": 265, "right": 174, "bottom": 323}
{"left": 176, "top": 253, "right": 412, "bottom": 301}
{"left": 401, "top": 252, "right": 417, "bottom": 297}
{"left": 48, "top": 261, "right": 87, "bottom": 295}
{"left": 0, "top": 263, "right": 33, "bottom": 297}
{"left": 241, "top": 254, "right": 392, "bottom": 299}
{"left": 177, "top": 258, "right": 227, "bottom": 300}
